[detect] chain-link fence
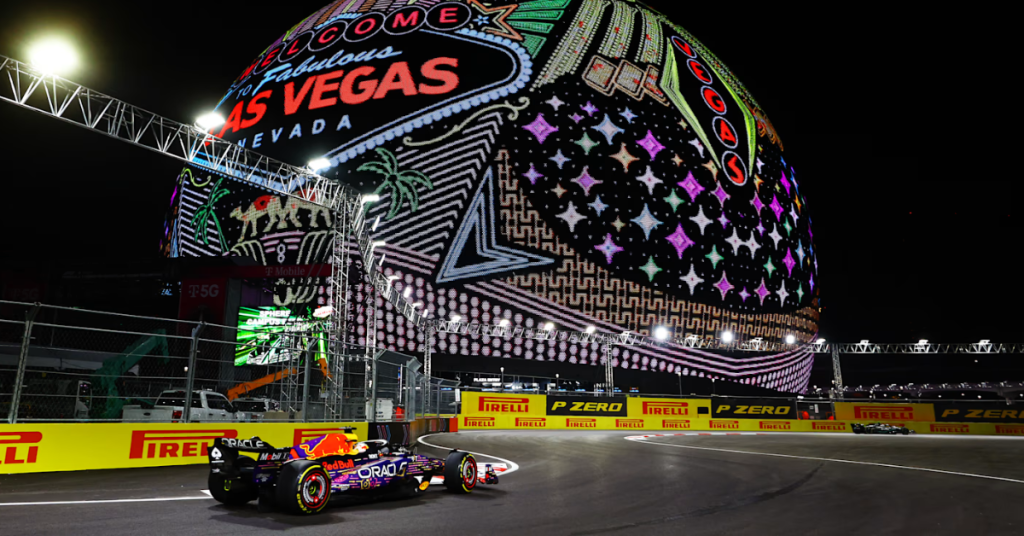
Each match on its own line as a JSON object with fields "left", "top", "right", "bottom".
{"left": 0, "top": 301, "right": 442, "bottom": 424}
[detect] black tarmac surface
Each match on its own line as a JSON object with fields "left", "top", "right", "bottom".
{"left": 2, "top": 431, "right": 1023, "bottom": 535}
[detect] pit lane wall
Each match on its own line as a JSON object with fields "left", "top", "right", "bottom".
{"left": 457, "top": 394, "right": 1024, "bottom": 436}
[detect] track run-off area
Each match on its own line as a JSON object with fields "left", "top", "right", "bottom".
{"left": 2, "top": 431, "right": 1023, "bottom": 535}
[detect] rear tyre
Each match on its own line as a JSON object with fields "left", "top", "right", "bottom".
{"left": 275, "top": 460, "right": 331, "bottom": 515}
{"left": 209, "top": 456, "right": 258, "bottom": 505}
{"left": 444, "top": 451, "right": 477, "bottom": 494}
{"left": 901, "top": 429, "right": 910, "bottom": 435}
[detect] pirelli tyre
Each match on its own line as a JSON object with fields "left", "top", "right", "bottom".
{"left": 444, "top": 451, "right": 477, "bottom": 494}
{"left": 276, "top": 460, "right": 331, "bottom": 515}
{"left": 209, "top": 455, "right": 258, "bottom": 505}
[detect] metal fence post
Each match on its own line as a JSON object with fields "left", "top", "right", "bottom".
{"left": 435, "top": 381, "right": 442, "bottom": 416}
{"left": 301, "top": 339, "right": 314, "bottom": 423}
{"left": 831, "top": 346, "right": 844, "bottom": 400}
{"left": 183, "top": 322, "right": 204, "bottom": 423}
{"left": 7, "top": 303, "right": 41, "bottom": 424}
{"left": 369, "top": 351, "right": 380, "bottom": 422}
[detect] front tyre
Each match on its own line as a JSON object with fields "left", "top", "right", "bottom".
{"left": 444, "top": 451, "right": 477, "bottom": 494}
{"left": 209, "top": 455, "right": 258, "bottom": 505}
{"left": 276, "top": 460, "right": 331, "bottom": 515}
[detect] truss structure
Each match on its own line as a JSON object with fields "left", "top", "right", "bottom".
{"left": 810, "top": 342, "right": 1024, "bottom": 354}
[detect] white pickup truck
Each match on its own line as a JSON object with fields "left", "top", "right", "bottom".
{"left": 122, "top": 390, "right": 237, "bottom": 422}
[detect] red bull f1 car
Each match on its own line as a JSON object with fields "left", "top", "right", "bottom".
{"left": 207, "top": 429, "right": 499, "bottom": 515}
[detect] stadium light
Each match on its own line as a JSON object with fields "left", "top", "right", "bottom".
{"left": 309, "top": 157, "right": 332, "bottom": 171}
{"left": 785, "top": 334, "right": 796, "bottom": 344}
{"left": 585, "top": 326, "right": 596, "bottom": 334}
{"left": 654, "top": 326, "right": 670, "bottom": 341}
{"left": 403, "top": 287, "right": 412, "bottom": 298}
{"left": 816, "top": 338, "right": 826, "bottom": 344}
{"left": 371, "top": 240, "right": 386, "bottom": 248}
{"left": 362, "top": 194, "right": 381, "bottom": 204}
{"left": 451, "top": 314, "right": 462, "bottom": 323}
{"left": 386, "top": 275, "right": 399, "bottom": 282}
{"left": 859, "top": 339, "right": 870, "bottom": 345}
{"left": 196, "top": 112, "right": 225, "bottom": 130}
{"left": 979, "top": 339, "right": 990, "bottom": 345}
{"left": 498, "top": 319, "right": 510, "bottom": 327}
{"left": 412, "top": 302, "right": 422, "bottom": 309}
{"left": 28, "top": 37, "right": 78, "bottom": 75}
{"left": 721, "top": 331, "right": 734, "bottom": 343}
{"left": 372, "top": 216, "right": 381, "bottom": 232}
{"left": 543, "top": 322, "right": 555, "bottom": 331}
{"left": 917, "top": 339, "right": 928, "bottom": 345}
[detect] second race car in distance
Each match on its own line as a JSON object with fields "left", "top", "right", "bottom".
{"left": 851, "top": 422, "right": 913, "bottom": 435}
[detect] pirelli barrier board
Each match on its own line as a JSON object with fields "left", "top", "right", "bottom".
{"left": 0, "top": 422, "right": 367, "bottom": 475}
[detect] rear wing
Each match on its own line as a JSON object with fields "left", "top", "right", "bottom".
{"left": 209, "top": 437, "right": 288, "bottom": 477}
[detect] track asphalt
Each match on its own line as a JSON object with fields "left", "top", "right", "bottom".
{"left": 2, "top": 431, "right": 1023, "bottom": 535}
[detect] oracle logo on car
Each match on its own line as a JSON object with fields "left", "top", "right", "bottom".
{"left": 662, "top": 420, "right": 691, "bottom": 430}
{"left": 853, "top": 405, "right": 915, "bottom": 421}
{"left": 930, "top": 424, "right": 969, "bottom": 434}
{"left": 566, "top": 418, "right": 597, "bottom": 429}
{"left": 758, "top": 421, "right": 792, "bottom": 431}
{"left": 642, "top": 401, "right": 689, "bottom": 416}
{"left": 995, "top": 425, "right": 1024, "bottom": 436}
{"left": 811, "top": 422, "right": 847, "bottom": 432}
{"left": 515, "top": 418, "right": 546, "bottom": 428}
{"left": 128, "top": 430, "right": 238, "bottom": 459}
{"left": 0, "top": 431, "right": 42, "bottom": 465}
{"left": 615, "top": 419, "right": 645, "bottom": 429}
{"left": 478, "top": 397, "right": 529, "bottom": 413}
{"left": 710, "top": 420, "right": 740, "bottom": 430}
{"left": 464, "top": 417, "right": 496, "bottom": 427}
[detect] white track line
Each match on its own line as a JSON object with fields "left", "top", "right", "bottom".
{"left": 0, "top": 495, "right": 212, "bottom": 507}
{"left": 625, "top": 437, "right": 1024, "bottom": 485}
{"left": 418, "top": 433, "right": 520, "bottom": 475}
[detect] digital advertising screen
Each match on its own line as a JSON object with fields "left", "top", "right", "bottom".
{"left": 235, "top": 306, "right": 329, "bottom": 366}
{"left": 175, "top": 0, "right": 819, "bottom": 392}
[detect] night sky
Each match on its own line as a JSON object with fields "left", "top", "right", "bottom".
{"left": 0, "top": 2, "right": 1015, "bottom": 343}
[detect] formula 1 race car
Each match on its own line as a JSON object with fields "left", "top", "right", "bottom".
{"left": 207, "top": 429, "right": 499, "bottom": 515}
{"left": 851, "top": 422, "right": 914, "bottom": 435}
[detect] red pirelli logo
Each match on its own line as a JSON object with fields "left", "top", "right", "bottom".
{"left": 567, "top": 418, "right": 597, "bottom": 428}
{"left": 930, "top": 423, "right": 969, "bottom": 434}
{"left": 0, "top": 431, "right": 42, "bottom": 465}
{"left": 710, "top": 420, "right": 740, "bottom": 430}
{"left": 759, "top": 421, "right": 792, "bottom": 431}
{"left": 129, "top": 429, "right": 237, "bottom": 459}
{"left": 616, "top": 419, "right": 645, "bottom": 429}
{"left": 515, "top": 417, "right": 546, "bottom": 428}
{"left": 464, "top": 417, "right": 496, "bottom": 427}
{"left": 662, "top": 420, "right": 691, "bottom": 430}
{"left": 995, "top": 424, "right": 1024, "bottom": 436}
{"left": 854, "top": 405, "right": 915, "bottom": 421}
{"left": 478, "top": 396, "right": 529, "bottom": 413}
{"left": 811, "top": 422, "right": 847, "bottom": 432}
{"left": 642, "top": 401, "right": 689, "bottom": 416}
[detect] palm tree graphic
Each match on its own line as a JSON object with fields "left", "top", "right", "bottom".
{"left": 359, "top": 148, "right": 433, "bottom": 220}
{"left": 190, "top": 177, "right": 231, "bottom": 253}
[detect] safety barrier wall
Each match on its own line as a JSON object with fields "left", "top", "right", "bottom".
{"left": 458, "top": 393, "right": 1024, "bottom": 436}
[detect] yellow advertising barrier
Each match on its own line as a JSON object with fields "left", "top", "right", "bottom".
{"left": 0, "top": 422, "right": 367, "bottom": 475}
{"left": 833, "top": 402, "right": 936, "bottom": 422}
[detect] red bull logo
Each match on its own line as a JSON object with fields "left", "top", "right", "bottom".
{"left": 478, "top": 396, "right": 529, "bottom": 413}
{"left": 662, "top": 420, "right": 690, "bottom": 429}
{"left": 293, "top": 428, "right": 351, "bottom": 445}
{"left": 323, "top": 459, "right": 355, "bottom": 471}
{"left": 296, "top": 434, "right": 354, "bottom": 460}
{"left": 129, "top": 430, "right": 237, "bottom": 459}
{"left": 643, "top": 401, "right": 689, "bottom": 416}
{"left": 0, "top": 431, "right": 42, "bottom": 465}
{"left": 710, "top": 420, "right": 740, "bottom": 430}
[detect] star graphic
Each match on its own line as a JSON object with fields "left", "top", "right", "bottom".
{"left": 678, "top": 118, "right": 690, "bottom": 130}
{"left": 666, "top": 224, "right": 695, "bottom": 259}
{"left": 678, "top": 171, "right": 704, "bottom": 202}
{"left": 744, "top": 234, "right": 761, "bottom": 256}
{"left": 688, "top": 138, "right": 705, "bottom": 157}
{"left": 751, "top": 193, "right": 765, "bottom": 214}
{"left": 782, "top": 248, "right": 796, "bottom": 277}
{"left": 714, "top": 271, "right": 734, "bottom": 300}
{"left": 581, "top": 101, "right": 599, "bottom": 117}
{"left": 764, "top": 257, "right": 776, "bottom": 278}
{"left": 594, "top": 234, "right": 624, "bottom": 264}
{"left": 690, "top": 206, "right": 713, "bottom": 235}
{"left": 610, "top": 143, "right": 640, "bottom": 172}
{"left": 776, "top": 280, "right": 790, "bottom": 304}
{"left": 702, "top": 160, "right": 719, "bottom": 181}
{"left": 572, "top": 166, "right": 602, "bottom": 196}
{"left": 546, "top": 95, "right": 565, "bottom": 110}
{"left": 671, "top": 154, "right": 684, "bottom": 166}
{"left": 755, "top": 221, "right": 766, "bottom": 235}
{"left": 639, "top": 256, "right": 662, "bottom": 282}
{"left": 550, "top": 149, "right": 571, "bottom": 169}
{"left": 716, "top": 211, "right": 730, "bottom": 229}
{"left": 796, "top": 240, "right": 806, "bottom": 265}
{"left": 724, "top": 228, "right": 744, "bottom": 255}
{"left": 635, "top": 166, "right": 664, "bottom": 195}
{"left": 814, "top": 257, "right": 819, "bottom": 273}
{"left": 755, "top": 278, "right": 771, "bottom": 305}
{"left": 755, "top": 157, "right": 765, "bottom": 173}
{"left": 522, "top": 164, "right": 543, "bottom": 185}
{"left": 611, "top": 217, "right": 626, "bottom": 232}
{"left": 783, "top": 218, "right": 793, "bottom": 236}
{"left": 711, "top": 182, "right": 731, "bottom": 208}
{"left": 575, "top": 132, "right": 599, "bottom": 155}
{"left": 809, "top": 273, "right": 815, "bottom": 291}
{"left": 589, "top": 195, "right": 608, "bottom": 216}
{"left": 754, "top": 175, "right": 764, "bottom": 191}
{"left": 557, "top": 201, "right": 588, "bottom": 232}
{"left": 680, "top": 264, "right": 704, "bottom": 294}
{"left": 620, "top": 107, "right": 637, "bottom": 124}
{"left": 768, "top": 224, "right": 783, "bottom": 248}
{"left": 570, "top": 113, "right": 584, "bottom": 124}
{"left": 769, "top": 195, "right": 784, "bottom": 221}
{"left": 705, "top": 245, "right": 724, "bottom": 269}
{"left": 796, "top": 283, "right": 805, "bottom": 302}
{"left": 636, "top": 130, "right": 665, "bottom": 160}
{"left": 469, "top": 0, "right": 523, "bottom": 40}
{"left": 738, "top": 287, "right": 751, "bottom": 302}
{"left": 592, "top": 114, "right": 624, "bottom": 144}
{"left": 789, "top": 205, "right": 800, "bottom": 226}
{"left": 663, "top": 189, "right": 685, "bottom": 213}
{"left": 780, "top": 171, "right": 792, "bottom": 195}
{"left": 522, "top": 113, "right": 558, "bottom": 144}
{"left": 795, "top": 195, "right": 803, "bottom": 213}
{"left": 551, "top": 183, "right": 567, "bottom": 198}
{"left": 631, "top": 204, "right": 663, "bottom": 240}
